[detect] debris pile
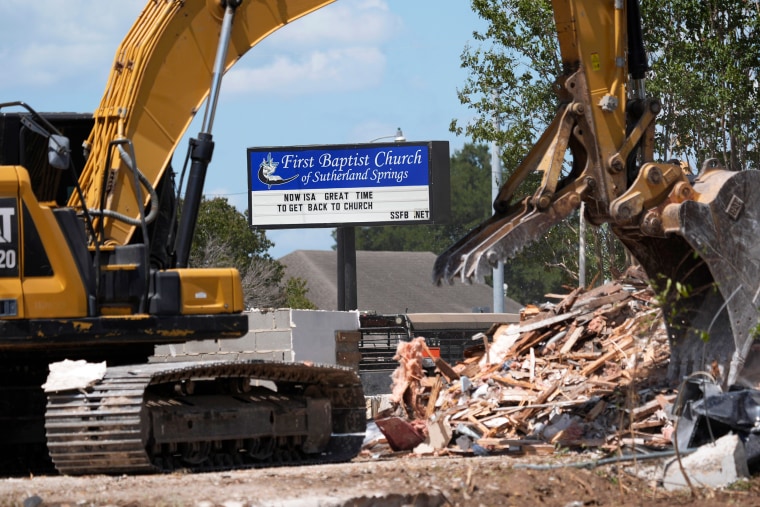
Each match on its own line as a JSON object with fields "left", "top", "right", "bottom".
{"left": 365, "top": 268, "right": 677, "bottom": 458}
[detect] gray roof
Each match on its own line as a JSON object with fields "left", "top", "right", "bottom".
{"left": 279, "top": 250, "right": 523, "bottom": 314}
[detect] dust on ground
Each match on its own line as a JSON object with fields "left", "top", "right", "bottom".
{"left": 0, "top": 453, "right": 758, "bottom": 507}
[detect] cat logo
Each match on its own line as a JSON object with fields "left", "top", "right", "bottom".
{"left": 0, "top": 207, "right": 15, "bottom": 243}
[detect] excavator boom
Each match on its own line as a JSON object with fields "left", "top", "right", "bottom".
{"left": 71, "top": 0, "right": 336, "bottom": 247}
{"left": 434, "top": 0, "right": 760, "bottom": 388}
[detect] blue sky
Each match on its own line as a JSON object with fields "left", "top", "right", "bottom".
{"left": 0, "top": 0, "right": 486, "bottom": 259}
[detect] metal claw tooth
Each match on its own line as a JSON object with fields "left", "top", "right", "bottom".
{"left": 486, "top": 250, "right": 499, "bottom": 268}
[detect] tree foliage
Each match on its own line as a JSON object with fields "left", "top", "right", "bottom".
{"left": 190, "top": 197, "right": 272, "bottom": 269}
{"left": 188, "top": 197, "right": 316, "bottom": 309}
{"left": 451, "top": 0, "right": 558, "bottom": 159}
{"left": 643, "top": 0, "right": 760, "bottom": 170}
{"left": 457, "top": 0, "right": 760, "bottom": 168}
{"left": 355, "top": 143, "right": 492, "bottom": 254}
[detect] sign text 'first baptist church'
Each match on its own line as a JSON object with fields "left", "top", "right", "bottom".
{"left": 247, "top": 141, "right": 449, "bottom": 229}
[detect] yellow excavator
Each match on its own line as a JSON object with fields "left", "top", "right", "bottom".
{"left": 435, "top": 0, "right": 760, "bottom": 389}
{"left": 0, "top": 0, "right": 364, "bottom": 475}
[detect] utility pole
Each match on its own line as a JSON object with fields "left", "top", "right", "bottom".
{"left": 492, "top": 103, "right": 505, "bottom": 313}
{"left": 579, "top": 201, "right": 586, "bottom": 288}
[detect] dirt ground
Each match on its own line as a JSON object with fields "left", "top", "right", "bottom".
{"left": 0, "top": 452, "right": 758, "bottom": 507}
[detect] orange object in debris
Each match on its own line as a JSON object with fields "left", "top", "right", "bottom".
{"left": 422, "top": 346, "right": 440, "bottom": 358}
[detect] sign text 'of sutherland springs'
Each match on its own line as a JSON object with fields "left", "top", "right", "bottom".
{"left": 247, "top": 141, "right": 449, "bottom": 229}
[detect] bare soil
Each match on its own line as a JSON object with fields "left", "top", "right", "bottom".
{"left": 0, "top": 453, "right": 758, "bottom": 507}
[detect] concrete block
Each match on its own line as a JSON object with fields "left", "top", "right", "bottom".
{"left": 427, "top": 416, "right": 453, "bottom": 449}
{"left": 663, "top": 432, "right": 749, "bottom": 491}
{"left": 153, "top": 344, "right": 177, "bottom": 358}
{"left": 247, "top": 310, "right": 275, "bottom": 331}
{"left": 273, "top": 309, "right": 293, "bottom": 329}
{"left": 148, "top": 354, "right": 186, "bottom": 363}
{"left": 218, "top": 333, "right": 257, "bottom": 353}
{"left": 237, "top": 350, "right": 292, "bottom": 362}
{"left": 233, "top": 352, "right": 267, "bottom": 362}
{"left": 183, "top": 339, "right": 219, "bottom": 354}
{"left": 255, "top": 330, "right": 292, "bottom": 351}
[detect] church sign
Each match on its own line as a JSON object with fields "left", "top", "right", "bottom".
{"left": 247, "top": 141, "right": 449, "bottom": 228}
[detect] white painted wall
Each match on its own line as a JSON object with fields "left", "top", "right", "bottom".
{"left": 291, "top": 309, "right": 360, "bottom": 364}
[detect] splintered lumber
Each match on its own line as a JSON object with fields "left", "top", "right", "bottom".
{"left": 514, "top": 377, "right": 563, "bottom": 422}
{"left": 559, "top": 325, "right": 585, "bottom": 354}
{"left": 374, "top": 268, "right": 675, "bottom": 458}
{"left": 584, "top": 399, "right": 608, "bottom": 422}
{"left": 580, "top": 335, "right": 634, "bottom": 376}
{"left": 477, "top": 438, "right": 555, "bottom": 455}
{"left": 518, "top": 308, "right": 585, "bottom": 334}
{"left": 554, "top": 286, "right": 583, "bottom": 314}
{"left": 425, "top": 375, "right": 444, "bottom": 418}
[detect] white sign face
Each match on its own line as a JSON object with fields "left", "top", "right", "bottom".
{"left": 248, "top": 142, "right": 447, "bottom": 229}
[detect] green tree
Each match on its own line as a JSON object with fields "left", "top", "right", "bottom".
{"left": 189, "top": 197, "right": 317, "bottom": 309}
{"left": 282, "top": 277, "right": 318, "bottom": 310}
{"left": 190, "top": 197, "right": 272, "bottom": 269}
{"left": 456, "top": 0, "right": 760, "bottom": 171}
{"left": 643, "top": 0, "right": 760, "bottom": 170}
{"left": 354, "top": 143, "right": 492, "bottom": 254}
{"left": 352, "top": 143, "right": 582, "bottom": 304}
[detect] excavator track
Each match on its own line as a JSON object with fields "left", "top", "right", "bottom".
{"left": 45, "top": 360, "right": 366, "bottom": 475}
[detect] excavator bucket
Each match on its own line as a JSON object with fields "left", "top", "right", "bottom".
{"left": 617, "top": 164, "right": 760, "bottom": 388}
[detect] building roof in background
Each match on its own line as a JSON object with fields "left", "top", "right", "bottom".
{"left": 279, "top": 250, "right": 523, "bottom": 314}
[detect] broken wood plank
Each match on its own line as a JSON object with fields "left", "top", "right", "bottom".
{"left": 477, "top": 438, "right": 556, "bottom": 455}
{"left": 514, "top": 377, "right": 563, "bottom": 422}
{"left": 584, "top": 399, "right": 608, "bottom": 422}
{"left": 425, "top": 375, "right": 444, "bottom": 419}
{"left": 421, "top": 341, "right": 460, "bottom": 382}
{"left": 491, "top": 374, "right": 541, "bottom": 391}
{"left": 554, "top": 286, "right": 583, "bottom": 314}
{"left": 559, "top": 325, "right": 585, "bottom": 355}
{"left": 625, "top": 394, "right": 676, "bottom": 420}
{"left": 518, "top": 308, "right": 585, "bottom": 333}
{"left": 579, "top": 335, "right": 634, "bottom": 376}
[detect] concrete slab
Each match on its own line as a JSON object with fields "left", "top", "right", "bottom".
{"left": 662, "top": 433, "right": 749, "bottom": 491}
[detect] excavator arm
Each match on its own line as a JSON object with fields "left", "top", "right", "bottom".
{"left": 434, "top": 0, "right": 760, "bottom": 388}
{"left": 70, "top": 0, "right": 336, "bottom": 248}
{"left": 435, "top": 0, "right": 638, "bottom": 284}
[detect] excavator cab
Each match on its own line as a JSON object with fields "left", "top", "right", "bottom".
{"left": 0, "top": 102, "right": 245, "bottom": 341}
{"left": 0, "top": 107, "right": 93, "bottom": 320}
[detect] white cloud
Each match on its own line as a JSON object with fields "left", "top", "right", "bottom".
{"left": 271, "top": 0, "right": 399, "bottom": 49}
{"left": 224, "top": 0, "right": 399, "bottom": 98}
{"left": 225, "top": 47, "right": 385, "bottom": 96}
{"left": 0, "top": 1, "right": 143, "bottom": 90}
{"left": 0, "top": 0, "right": 398, "bottom": 100}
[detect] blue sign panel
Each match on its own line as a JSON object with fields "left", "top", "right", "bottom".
{"left": 249, "top": 144, "right": 429, "bottom": 192}
{"left": 248, "top": 141, "right": 449, "bottom": 229}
